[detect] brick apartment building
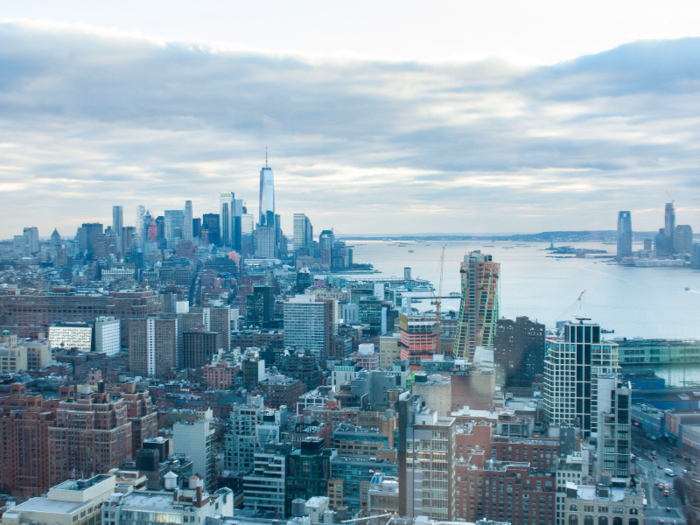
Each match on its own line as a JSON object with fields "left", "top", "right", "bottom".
{"left": 0, "top": 382, "right": 157, "bottom": 496}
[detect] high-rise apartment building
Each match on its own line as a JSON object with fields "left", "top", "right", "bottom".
{"left": 244, "top": 443, "right": 290, "bottom": 518}
{"left": 454, "top": 251, "right": 500, "bottom": 359}
{"left": 246, "top": 286, "right": 275, "bottom": 327}
{"left": 543, "top": 320, "right": 620, "bottom": 438}
{"left": 226, "top": 396, "right": 266, "bottom": 474}
{"left": 616, "top": 211, "right": 632, "bottom": 258}
{"left": 401, "top": 406, "right": 456, "bottom": 520}
{"left": 0, "top": 383, "right": 53, "bottom": 496}
{"left": 259, "top": 162, "right": 275, "bottom": 226}
{"left": 284, "top": 295, "right": 337, "bottom": 362}
{"left": 48, "top": 386, "right": 133, "bottom": 486}
{"left": 399, "top": 314, "right": 438, "bottom": 370}
{"left": 129, "top": 316, "right": 179, "bottom": 377}
{"left": 190, "top": 306, "right": 233, "bottom": 351}
{"left": 183, "top": 200, "right": 193, "bottom": 241}
{"left": 493, "top": 316, "right": 545, "bottom": 387}
{"left": 594, "top": 375, "right": 632, "bottom": 479}
{"left": 183, "top": 328, "right": 222, "bottom": 369}
{"left": 674, "top": 224, "right": 694, "bottom": 254}
{"left": 173, "top": 410, "right": 216, "bottom": 491}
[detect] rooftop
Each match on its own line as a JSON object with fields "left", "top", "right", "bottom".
{"left": 11, "top": 498, "right": 87, "bottom": 515}
{"left": 573, "top": 485, "right": 627, "bottom": 503}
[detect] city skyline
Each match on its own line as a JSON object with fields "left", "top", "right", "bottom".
{"left": 2, "top": 20, "right": 700, "bottom": 238}
{"left": 1, "top": 5, "right": 698, "bottom": 524}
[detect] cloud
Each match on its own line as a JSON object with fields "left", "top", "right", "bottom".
{"left": 0, "top": 20, "right": 699, "bottom": 239}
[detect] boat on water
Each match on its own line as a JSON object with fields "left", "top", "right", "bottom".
{"left": 449, "top": 292, "right": 460, "bottom": 297}
{"left": 408, "top": 250, "right": 414, "bottom": 253}
{"left": 686, "top": 287, "right": 691, "bottom": 291}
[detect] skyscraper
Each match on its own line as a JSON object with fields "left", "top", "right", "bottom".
{"left": 183, "top": 200, "right": 193, "bottom": 241}
{"left": 259, "top": 159, "right": 275, "bottom": 226}
{"left": 665, "top": 202, "right": 676, "bottom": 251}
{"left": 164, "top": 210, "right": 184, "bottom": 239}
{"left": 220, "top": 191, "right": 234, "bottom": 247}
{"left": 135, "top": 205, "right": 145, "bottom": 248}
{"left": 319, "top": 230, "right": 334, "bottom": 268}
{"left": 22, "top": 227, "right": 39, "bottom": 254}
{"left": 454, "top": 251, "right": 499, "bottom": 359}
{"left": 493, "top": 316, "right": 545, "bottom": 387}
{"left": 283, "top": 295, "right": 337, "bottom": 361}
{"left": 616, "top": 211, "right": 632, "bottom": 258}
{"left": 202, "top": 213, "right": 221, "bottom": 246}
{"left": 293, "top": 213, "right": 313, "bottom": 256}
{"left": 233, "top": 198, "right": 244, "bottom": 250}
{"left": 77, "top": 223, "right": 103, "bottom": 256}
{"left": 129, "top": 316, "right": 179, "bottom": 377}
{"left": 113, "top": 205, "right": 123, "bottom": 253}
{"left": 50, "top": 229, "right": 61, "bottom": 251}
{"left": 674, "top": 224, "right": 694, "bottom": 254}
{"left": 543, "top": 319, "right": 620, "bottom": 438}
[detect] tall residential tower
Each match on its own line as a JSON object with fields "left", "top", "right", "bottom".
{"left": 454, "top": 251, "right": 499, "bottom": 359}
{"left": 543, "top": 319, "right": 620, "bottom": 438}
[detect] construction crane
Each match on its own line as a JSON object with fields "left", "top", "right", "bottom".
{"left": 431, "top": 247, "right": 446, "bottom": 355}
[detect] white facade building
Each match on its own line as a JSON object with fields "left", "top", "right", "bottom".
{"left": 101, "top": 268, "right": 135, "bottom": 282}
{"left": 1, "top": 475, "right": 115, "bottom": 525}
{"left": 103, "top": 483, "right": 234, "bottom": 525}
{"left": 173, "top": 409, "right": 216, "bottom": 492}
{"left": 49, "top": 322, "right": 93, "bottom": 352}
{"left": 283, "top": 295, "right": 337, "bottom": 361}
{"left": 95, "top": 317, "right": 121, "bottom": 356}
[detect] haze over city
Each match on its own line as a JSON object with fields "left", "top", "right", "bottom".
{"left": 3, "top": 1, "right": 700, "bottom": 238}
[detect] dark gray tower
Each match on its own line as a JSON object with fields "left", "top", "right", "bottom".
{"left": 616, "top": 211, "right": 632, "bottom": 258}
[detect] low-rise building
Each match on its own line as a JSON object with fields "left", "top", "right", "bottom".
{"left": 562, "top": 483, "right": 643, "bottom": 525}
{"left": 103, "top": 480, "right": 234, "bottom": 525}
{"left": 1, "top": 475, "right": 116, "bottom": 525}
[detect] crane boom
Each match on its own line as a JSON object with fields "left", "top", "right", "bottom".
{"left": 431, "top": 247, "right": 446, "bottom": 356}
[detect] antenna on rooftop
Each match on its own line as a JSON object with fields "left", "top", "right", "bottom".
{"left": 265, "top": 146, "right": 268, "bottom": 168}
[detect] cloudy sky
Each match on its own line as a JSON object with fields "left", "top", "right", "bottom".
{"left": 2, "top": 1, "right": 700, "bottom": 239}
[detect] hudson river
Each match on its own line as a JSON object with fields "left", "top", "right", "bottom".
{"left": 348, "top": 240, "right": 700, "bottom": 340}
{"left": 349, "top": 240, "right": 700, "bottom": 386}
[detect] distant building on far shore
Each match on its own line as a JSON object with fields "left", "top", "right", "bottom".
{"left": 616, "top": 211, "right": 632, "bottom": 259}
